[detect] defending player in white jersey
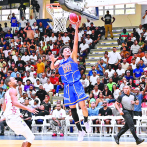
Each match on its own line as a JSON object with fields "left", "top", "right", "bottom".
{"left": 3, "top": 77, "right": 38, "bottom": 147}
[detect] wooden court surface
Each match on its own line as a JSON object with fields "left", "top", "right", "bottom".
{"left": 0, "top": 140, "right": 147, "bottom": 147}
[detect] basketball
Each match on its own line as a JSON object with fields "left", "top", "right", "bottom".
{"left": 69, "top": 13, "right": 81, "bottom": 24}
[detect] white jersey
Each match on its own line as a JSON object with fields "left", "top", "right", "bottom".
{"left": 4, "top": 88, "right": 20, "bottom": 118}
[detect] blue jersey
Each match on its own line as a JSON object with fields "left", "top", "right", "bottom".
{"left": 58, "top": 57, "right": 81, "bottom": 84}
{"left": 11, "top": 17, "right": 17, "bottom": 27}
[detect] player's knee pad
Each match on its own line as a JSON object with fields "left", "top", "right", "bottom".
{"left": 71, "top": 108, "right": 79, "bottom": 122}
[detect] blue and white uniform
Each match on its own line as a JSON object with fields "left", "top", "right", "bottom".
{"left": 58, "top": 57, "right": 88, "bottom": 106}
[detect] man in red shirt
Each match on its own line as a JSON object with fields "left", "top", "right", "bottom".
{"left": 52, "top": 45, "right": 59, "bottom": 57}
{"left": 126, "top": 53, "right": 133, "bottom": 64}
{"left": 50, "top": 71, "right": 59, "bottom": 90}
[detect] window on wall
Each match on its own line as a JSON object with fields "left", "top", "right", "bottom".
{"left": 99, "top": 4, "right": 136, "bottom": 16}
{"left": 1, "top": 8, "right": 30, "bottom": 21}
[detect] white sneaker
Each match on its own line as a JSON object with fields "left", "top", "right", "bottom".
{"left": 55, "top": 93, "right": 58, "bottom": 97}
{"left": 84, "top": 122, "right": 91, "bottom": 133}
{"left": 78, "top": 130, "right": 85, "bottom": 142}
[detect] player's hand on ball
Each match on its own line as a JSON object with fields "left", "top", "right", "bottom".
{"left": 28, "top": 108, "right": 38, "bottom": 114}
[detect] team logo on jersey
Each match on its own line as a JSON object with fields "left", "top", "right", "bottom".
{"left": 62, "top": 63, "right": 72, "bottom": 74}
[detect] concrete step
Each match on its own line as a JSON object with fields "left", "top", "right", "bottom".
{"left": 97, "top": 46, "right": 119, "bottom": 49}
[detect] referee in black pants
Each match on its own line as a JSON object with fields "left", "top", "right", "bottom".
{"left": 114, "top": 86, "right": 144, "bottom": 145}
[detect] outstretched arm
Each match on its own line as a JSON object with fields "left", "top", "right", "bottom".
{"left": 9, "top": 89, "right": 38, "bottom": 114}
{"left": 71, "top": 21, "right": 81, "bottom": 63}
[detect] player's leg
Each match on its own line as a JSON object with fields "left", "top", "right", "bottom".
{"left": 22, "top": 128, "right": 35, "bottom": 147}
{"left": 79, "top": 100, "right": 91, "bottom": 133}
{"left": 70, "top": 104, "right": 85, "bottom": 142}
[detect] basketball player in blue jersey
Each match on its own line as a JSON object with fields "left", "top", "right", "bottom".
{"left": 51, "top": 21, "right": 91, "bottom": 142}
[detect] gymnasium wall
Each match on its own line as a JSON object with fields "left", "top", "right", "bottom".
{"left": 43, "top": 1, "right": 142, "bottom": 28}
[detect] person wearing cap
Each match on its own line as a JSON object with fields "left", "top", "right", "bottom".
{"left": 101, "top": 10, "right": 115, "bottom": 40}
{"left": 125, "top": 70, "right": 134, "bottom": 82}
{"left": 88, "top": 98, "right": 99, "bottom": 133}
{"left": 134, "top": 85, "right": 147, "bottom": 116}
{"left": 87, "top": 65, "right": 100, "bottom": 80}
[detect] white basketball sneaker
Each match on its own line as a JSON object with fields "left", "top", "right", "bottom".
{"left": 84, "top": 122, "right": 91, "bottom": 133}
{"left": 78, "top": 130, "right": 85, "bottom": 142}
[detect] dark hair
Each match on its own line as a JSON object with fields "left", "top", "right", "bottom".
{"left": 59, "top": 46, "right": 71, "bottom": 57}
{"left": 5, "top": 77, "right": 11, "bottom": 86}
{"left": 34, "top": 99, "right": 39, "bottom": 104}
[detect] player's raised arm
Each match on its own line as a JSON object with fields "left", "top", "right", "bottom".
{"left": 9, "top": 88, "right": 38, "bottom": 114}
{"left": 71, "top": 20, "right": 81, "bottom": 63}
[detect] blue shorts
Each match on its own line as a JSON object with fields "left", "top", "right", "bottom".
{"left": 64, "top": 81, "right": 88, "bottom": 106}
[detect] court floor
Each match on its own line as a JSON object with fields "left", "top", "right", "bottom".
{"left": 0, "top": 136, "right": 146, "bottom": 147}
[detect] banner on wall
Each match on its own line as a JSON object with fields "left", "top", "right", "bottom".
{"left": 0, "top": 0, "right": 8, "bottom": 5}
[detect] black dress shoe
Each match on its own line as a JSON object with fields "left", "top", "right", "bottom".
{"left": 136, "top": 138, "right": 145, "bottom": 145}
{"left": 114, "top": 135, "right": 119, "bottom": 145}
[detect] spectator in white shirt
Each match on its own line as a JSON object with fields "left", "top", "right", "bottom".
{"left": 12, "top": 51, "right": 19, "bottom": 63}
{"left": 16, "top": 81, "right": 24, "bottom": 95}
{"left": 85, "top": 19, "right": 91, "bottom": 27}
{"left": 108, "top": 47, "right": 121, "bottom": 70}
{"left": 23, "top": 71, "right": 34, "bottom": 85}
{"left": 133, "top": 53, "right": 140, "bottom": 64}
{"left": 136, "top": 25, "right": 143, "bottom": 37}
{"left": 32, "top": 73, "right": 39, "bottom": 85}
{"left": 142, "top": 10, "right": 147, "bottom": 30}
{"left": 130, "top": 40, "right": 140, "bottom": 54}
{"left": 142, "top": 52, "right": 147, "bottom": 65}
{"left": 130, "top": 58, "right": 137, "bottom": 70}
{"left": 29, "top": 51, "right": 37, "bottom": 64}
{"left": 86, "top": 27, "right": 92, "bottom": 34}
{"left": 19, "top": 92, "right": 28, "bottom": 104}
{"left": 51, "top": 104, "right": 66, "bottom": 136}
{"left": 90, "top": 71, "right": 99, "bottom": 87}
{"left": 21, "top": 51, "right": 30, "bottom": 62}
{"left": 43, "top": 78, "right": 54, "bottom": 93}
{"left": 32, "top": 22, "right": 38, "bottom": 32}
{"left": 80, "top": 74, "right": 89, "bottom": 93}
{"left": 105, "top": 65, "right": 115, "bottom": 78}
{"left": 62, "top": 32, "right": 70, "bottom": 45}
{"left": 34, "top": 79, "right": 41, "bottom": 91}
{"left": 29, "top": 15, "right": 36, "bottom": 26}
{"left": 85, "top": 34, "right": 93, "bottom": 46}
{"left": 19, "top": 16, "right": 27, "bottom": 29}
{"left": 116, "top": 63, "right": 125, "bottom": 78}
{"left": 79, "top": 40, "right": 89, "bottom": 56}
{"left": 40, "top": 73, "right": 48, "bottom": 85}
{"left": 50, "top": 33, "right": 57, "bottom": 43}
{"left": 121, "top": 59, "right": 129, "bottom": 71}
{"left": 30, "top": 67, "right": 36, "bottom": 78}
{"left": 44, "top": 34, "right": 50, "bottom": 43}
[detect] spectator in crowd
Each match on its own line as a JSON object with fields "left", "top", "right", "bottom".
{"left": 105, "top": 65, "right": 115, "bottom": 78}
{"left": 102, "top": 85, "right": 112, "bottom": 99}
{"left": 108, "top": 47, "right": 121, "bottom": 70}
{"left": 87, "top": 65, "right": 100, "bottom": 79}
{"left": 24, "top": 25, "right": 35, "bottom": 40}
{"left": 88, "top": 98, "right": 99, "bottom": 133}
{"left": 91, "top": 85, "right": 101, "bottom": 100}
{"left": 10, "top": 67, "right": 21, "bottom": 78}
{"left": 136, "top": 25, "right": 143, "bottom": 37}
{"left": 42, "top": 95, "right": 51, "bottom": 114}
{"left": 96, "top": 59, "right": 106, "bottom": 76}
{"left": 23, "top": 71, "right": 34, "bottom": 84}
{"left": 40, "top": 73, "right": 47, "bottom": 85}
{"left": 89, "top": 71, "right": 99, "bottom": 91}
{"left": 79, "top": 40, "right": 89, "bottom": 57}
{"left": 0, "top": 88, "right": 5, "bottom": 105}
{"left": 112, "top": 72, "right": 119, "bottom": 84}
{"left": 80, "top": 74, "right": 89, "bottom": 93}
{"left": 134, "top": 85, "right": 147, "bottom": 116}
{"left": 119, "top": 28, "right": 129, "bottom": 44}
{"left": 107, "top": 78, "right": 117, "bottom": 92}
{"left": 116, "top": 63, "right": 125, "bottom": 79}
{"left": 125, "top": 70, "right": 134, "bottom": 82}
{"left": 96, "top": 78, "right": 104, "bottom": 91}
{"left": 101, "top": 10, "right": 115, "bottom": 40}
{"left": 99, "top": 101, "right": 113, "bottom": 134}
{"left": 50, "top": 71, "right": 59, "bottom": 91}
{"left": 24, "top": 79, "right": 34, "bottom": 92}
{"left": 130, "top": 40, "right": 140, "bottom": 55}
{"left": 36, "top": 85, "right": 48, "bottom": 103}
{"left": 36, "top": 58, "right": 45, "bottom": 78}
{"left": 139, "top": 59, "right": 146, "bottom": 69}
{"left": 51, "top": 104, "right": 66, "bottom": 137}
{"left": 112, "top": 84, "right": 121, "bottom": 100}
{"left": 121, "top": 59, "right": 129, "bottom": 71}
{"left": 21, "top": 99, "right": 33, "bottom": 129}
{"left": 133, "top": 64, "right": 144, "bottom": 79}
{"left": 29, "top": 15, "right": 36, "bottom": 27}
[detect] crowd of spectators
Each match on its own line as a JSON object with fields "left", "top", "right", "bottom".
{"left": 0, "top": 13, "right": 147, "bottom": 136}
